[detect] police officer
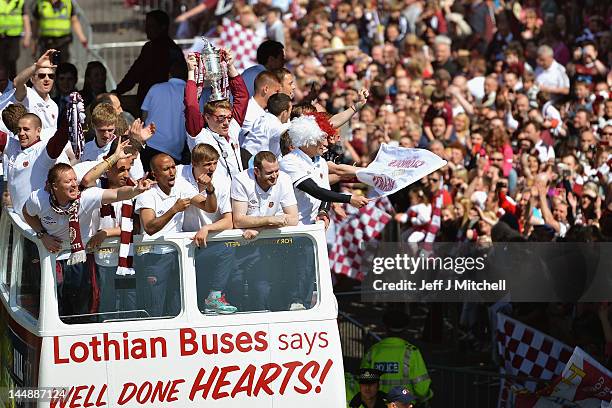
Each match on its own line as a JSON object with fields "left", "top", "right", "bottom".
{"left": 360, "top": 311, "right": 433, "bottom": 406}
{"left": 0, "top": 0, "right": 31, "bottom": 79}
{"left": 383, "top": 386, "right": 417, "bottom": 408}
{"left": 348, "top": 368, "right": 387, "bottom": 408}
{"left": 32, "top": 0, "right": 87, "bottom": 63}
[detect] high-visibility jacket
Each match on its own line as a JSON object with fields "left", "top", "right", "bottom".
{"left": 0, "top": 0, "right": 24, "bottom": 37}
{"left": 360, "top": 337, "right": 433, "bottom": 402}
{"left": 37, "top": 0, "right": 71, "bottom": 38}
{"left": 344, "top": 372, "right": 359, "bottom": 408}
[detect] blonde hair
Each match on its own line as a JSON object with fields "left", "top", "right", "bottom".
{"left": 91, "top": 103, "right": 117, "bottom": 127}
{"left": 191, "top": 143, "right": 220, "bottom": 164}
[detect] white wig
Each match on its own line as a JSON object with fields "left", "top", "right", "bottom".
{"left": 288, "top": 116, "right": 326, "bottom": 148}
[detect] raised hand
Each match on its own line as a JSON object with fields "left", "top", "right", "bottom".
{"left": 135, "top": 174, "right": 156, "bottom": 193}
{"left": 186, "top": 53, "right": 198, "bottom": 72}
{"left": 36, "top": 49, "right": 57, "bottom": 69}
{"left": 113, "top": 136, "right": 132, "bottom": 160}
{"left": 196, "top": 172, "right": 212, "bottom": 190}
{"left": 130, "top": 118, "right": 156, "bottom": 144}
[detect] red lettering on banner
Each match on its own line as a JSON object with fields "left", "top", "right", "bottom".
{"left": 50, "top": 385, "right": 107, "bottom": 408}
{"left": 53, "top": 334, "right": 168, "bottom": 364}
{"left": 388, "top": 159, "right": 425, "bottom": 168}
{"left": 253, "top": 363, "right": 282, "bottom": 396}
{"left": 279, "top": 361, "right": 303, "bottom": 394}
{"left": 230, "top": 364, "right": 256, "bottom": 398}
{"left": 117, "top": 380, "right": 184, "bottom": 405}
{"left": 212, "top": 365, "right": 241, "bottom": 399}
{"left": 373, "top": 175, "right": 396, "bottom": 192}
{"left": 180, "top": 329, "right": 269, "bottom": 356}
{"left": 189, "top": 367, "right": 219, "bottom": 400}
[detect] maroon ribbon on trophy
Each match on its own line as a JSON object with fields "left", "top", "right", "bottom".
{"left": 67, "top": 91, "right": 85, "bottom": 160}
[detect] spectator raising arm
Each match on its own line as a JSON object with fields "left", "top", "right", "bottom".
{"left": 13, "top": 49, "right": 56, "bottom": 102}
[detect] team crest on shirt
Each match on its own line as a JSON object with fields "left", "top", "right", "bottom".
{"left": 268, "top": 202, "right": 274, "bottom": 208}
{"left": 250, "top": 199, "right": 257, "bottom": 205}
{"left": 22, "top": 161, "right": 29, "bottom": 168}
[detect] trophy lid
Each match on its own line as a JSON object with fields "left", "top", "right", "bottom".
{"left": 201, "top": 37, "right": 216, "bottom": 55}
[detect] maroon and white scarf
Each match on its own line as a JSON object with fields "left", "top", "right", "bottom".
{"left": 49, "top": 194, "right": 86, "bottom": 265}
{"left": 100, "top": 178, "right": 135, "bottom": 276}
{"left": 67, "top": 92, "right": 85, "bottom": 160}
{"left": 423, "top": 190, "right": 443, "bottom": 252}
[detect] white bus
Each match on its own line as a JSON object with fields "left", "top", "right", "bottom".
{"left": 0, "top": 209, "right": 346, "bottom": 407}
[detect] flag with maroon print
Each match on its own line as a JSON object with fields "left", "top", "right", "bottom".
{"left": 496, "top": 313, "right": 573, "bottom": 408}
{"left": 217, "top": 17, "right": 264, "bottom": 72}
{"left": 329, "top": 198, "right": 393, "bottom": 281}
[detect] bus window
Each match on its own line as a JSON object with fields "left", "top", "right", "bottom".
{"left": 1, "top": 224, "right": 13, "bottom": 292}
{"left": 195, "top": 236, "right": 318, "bottom": 314}
{"left": 60, "top": 242, "right": 183, "bottom": 324}
{"left": 16, "top": 237, "right": 41, "bottom": 319}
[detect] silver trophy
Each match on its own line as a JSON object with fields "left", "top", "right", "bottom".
{"left": 200, "top": 37, "right": 227, "bottom": 101}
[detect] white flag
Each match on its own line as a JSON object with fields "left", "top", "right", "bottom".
{"left": 356, "top": 144, "right": 447, "bottom": 197}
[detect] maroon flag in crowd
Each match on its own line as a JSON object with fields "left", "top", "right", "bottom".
{"left": 515, "top": 346, "right": 612, "bottom": 407}
{"left": 217, "top": 17, "right": 264, "bottom": 72}
{"left": 496, "top": 313, "right": 574, "bottom": 408}
{"left": 329, "top": 197, "right": 393, "bottom": 281}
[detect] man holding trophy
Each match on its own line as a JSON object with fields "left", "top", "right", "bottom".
{"left": 184, "top": 40, "right": 249, "bottom": 184}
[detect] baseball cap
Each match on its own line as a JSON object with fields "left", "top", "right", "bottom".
{"left": 384, "top": 387, "right": 417, "bottom": 404}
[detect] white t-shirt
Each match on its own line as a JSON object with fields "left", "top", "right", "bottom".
{"left": 5, "top": 138, "right": 56, "bottom": 216}
{"left": 81, "top": 139, "right": 112, "bottom": 162}
{"left": 279, "top": 149, "right": 329, "bottom": 225}
{"left": 17, "top": 87, "right": 59, "bottom": 139}
{"left": 535, "top": 139, "right": 555, "bottom": 163}
{"left": 134, "top": 181, "right": 194, "bottom": 254}
{"left": 188, "top": 127, "right": 243, "bottom": 183}
{"left": 141, "top": 78, "right": 188, "bottom": 160}
{"left": 239, "top": 97, "right": 266, "bottom": 144}
{"left": 242, "top": 112, "right": 289, "bottom": 157}
{"left": 176, "top": 164, "right": 232, "bottom": 231}
{"left": 535, "top": 61, "right": 570, "bottom": 96}
{"left": 25, "top": 187, "right": 105, "bottom": 259}
{"left": 230, "top": 168, "right": 296, "bottom": 216}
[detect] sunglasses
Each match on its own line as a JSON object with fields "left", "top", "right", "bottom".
{"left": 37, "top": 73, "right": 55, "bottom": 80}
{"left": 491, "top": 157, "right": 504, "bottom": 161}
{"left": 429, "top": 178, "right": 440, "bottom": 182}
{"left": 212, "top": 114, "right": 231, "bottom": 123}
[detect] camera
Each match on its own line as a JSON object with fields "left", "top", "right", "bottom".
{"left": 51, "top": 51, "right": 61, "bottom": 66}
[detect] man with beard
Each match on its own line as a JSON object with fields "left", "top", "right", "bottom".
{"left": 231, "top": 151, "right": 298, "bottom": 311}
{"left": 135, "top": 153, "right": 194, "bottom": 317}
{"left": 22, "top": 162, "right": 153, "bottom": 316}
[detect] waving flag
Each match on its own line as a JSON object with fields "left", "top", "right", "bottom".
{"left": 329, "top": 198, "right": 393, "bottom": 281}
{"left": 515, "top": 347, "right": 612, "bottom": 407}
{"left": 496, "top": 313, "right": 573, "bottom": 407}
{"left": 356, "top": 144, "right": 446, "bottom": 197}
{"left": 217, "top": 17, "right": 264, "bottom": 72}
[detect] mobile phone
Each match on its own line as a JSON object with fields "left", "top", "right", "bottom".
{"left": 52, "top": 51, "right": 61, "bottom": 66}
